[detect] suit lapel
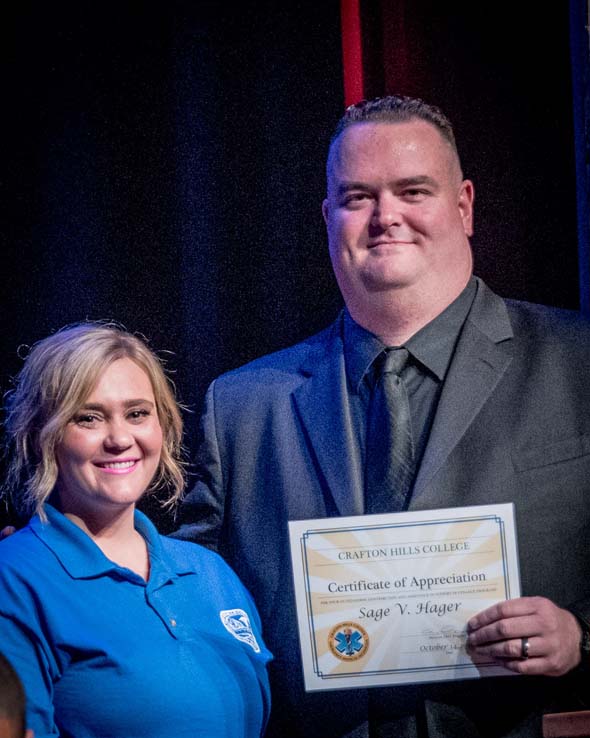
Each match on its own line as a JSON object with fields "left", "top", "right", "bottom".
{"left": 292, "top": 317, "right": 365, "bottom": 517}
{"left": 412, "top": 280, "right": 515, "bottom": 501}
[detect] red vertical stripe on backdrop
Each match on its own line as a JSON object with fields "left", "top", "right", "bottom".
{"left": 340, "top": 0, "right": 364, "bottom": 106}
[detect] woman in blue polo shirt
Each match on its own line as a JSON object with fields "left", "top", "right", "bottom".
{"left": 0, "top": 324, "right": 272, "bottom": 738}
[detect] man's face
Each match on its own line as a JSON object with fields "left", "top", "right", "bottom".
{"left": 322, "top": 120, "right": 474, "bottom": 310}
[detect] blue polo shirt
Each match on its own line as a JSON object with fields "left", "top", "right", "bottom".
{"left": 0, "top": 504, "right": 271, "bottom": 738}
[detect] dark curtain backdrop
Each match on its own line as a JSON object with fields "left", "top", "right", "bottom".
{"left": 360, "top": 0, "right": 580, "bottom": 310}
{"left": 0, "top": 2, "right": 582, "bottom": 531}
{"left": 1, "top": 2, "right": 344, "bottom": 530}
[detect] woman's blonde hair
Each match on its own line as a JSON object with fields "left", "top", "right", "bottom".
{"left": 4, "top": 323, "right": 185, "bottom": 519}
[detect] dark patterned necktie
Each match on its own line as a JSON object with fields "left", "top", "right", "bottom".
{"left": 364, "top": 347, "right": 415, "bottom": 514}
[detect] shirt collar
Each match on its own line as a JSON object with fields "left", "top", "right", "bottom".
{"left": 406, "top": 276, "right": 477, "bottom": 380}
{"left": 343, "top": 310, "right": 385, "bottom": 392}
{"left": 30, "top": 503, "right": 192, "bottom": 583}
{"left": 343, "top": 276, "right": 477, "bottom": 389}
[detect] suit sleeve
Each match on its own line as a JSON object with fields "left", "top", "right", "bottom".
{"left": 172, "top": 380, "right": 225, "bottom": 551}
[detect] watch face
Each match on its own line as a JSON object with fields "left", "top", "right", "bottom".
{"left": 578, "top": 618, "right": 590, "bottom": 666}
{"left": 571, "top": 610, "right": 590, "bottom": 663}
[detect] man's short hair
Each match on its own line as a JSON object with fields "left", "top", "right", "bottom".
{"left": 0, "top": 652, "right": 26, "bottom": 737}
{"left": 330, "top": 95, "right": 459, "bottom": 154}
{"left": 326, "top": 96, "right": 464, "bottom": 185}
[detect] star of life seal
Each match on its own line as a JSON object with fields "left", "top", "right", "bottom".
{"left": 220, "top": 608, "right": 261, "bottom": 653}
{"left": 328, "top": 621, "right": 369, "bottom": 661}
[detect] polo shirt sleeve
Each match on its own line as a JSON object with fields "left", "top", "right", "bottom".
{"left": 240, "top": 586, "right": 272, "bottom": 729}
{"left": 0, "top": 572, "right": 60, "bottom": 738}
{"left": 182, "top": 541, "right": 273, "bottom": 730}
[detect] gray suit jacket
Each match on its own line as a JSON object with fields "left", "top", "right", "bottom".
{"left": 176, "top": 279, "right": 590, "bottom": 737}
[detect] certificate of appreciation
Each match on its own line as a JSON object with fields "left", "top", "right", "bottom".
{"left": 288, "top": 504, "right": 520, "bottom": 691}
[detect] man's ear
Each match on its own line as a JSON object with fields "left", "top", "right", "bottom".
{"left": 458, "top": 180, "right": 475, "bottom": 237}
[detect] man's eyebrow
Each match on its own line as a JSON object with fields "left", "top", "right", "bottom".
{"left": 335, "top": 175, "right": 440, "bottom": 197}
{"left": 335, "top": 181, "right": 371, "bottom": 197}
{"left": 394, "top": 175, "right": 439, "bottom": 189}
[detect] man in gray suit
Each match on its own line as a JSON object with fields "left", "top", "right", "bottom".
{"left": 177, "top": 96, "right": 590, "bottom": 737}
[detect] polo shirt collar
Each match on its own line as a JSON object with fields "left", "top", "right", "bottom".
{"left": 30, "top": 503, "right": 193, "bottom": 583}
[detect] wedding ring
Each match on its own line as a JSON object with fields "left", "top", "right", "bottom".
{"left": 521, "top": 637, "right": 530, "bottom": 659}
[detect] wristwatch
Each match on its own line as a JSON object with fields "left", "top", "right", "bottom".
{"left": 567, "top": 603, "right": 590, "bottom": 670}
{"left": 580, "top": 621, "right": 590, "bottom": 664}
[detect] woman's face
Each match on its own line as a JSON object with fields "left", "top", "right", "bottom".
{"left": 55, "top": 358, "right": 163, "bottom": 518}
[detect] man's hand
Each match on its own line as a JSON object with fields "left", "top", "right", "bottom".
{"left": 466, "top": 596, "right": 582, "bottom": 676}
{"left": 0, "top": 526, "right": 16, "bottom": 540}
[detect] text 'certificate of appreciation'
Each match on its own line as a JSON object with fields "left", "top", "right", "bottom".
{"left": 288, "top": 503, "right": 520, "bottom": 691}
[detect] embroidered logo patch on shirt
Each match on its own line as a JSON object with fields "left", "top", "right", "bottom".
{"left": 219, "top": 609, "right": 261, "bottom": 653}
